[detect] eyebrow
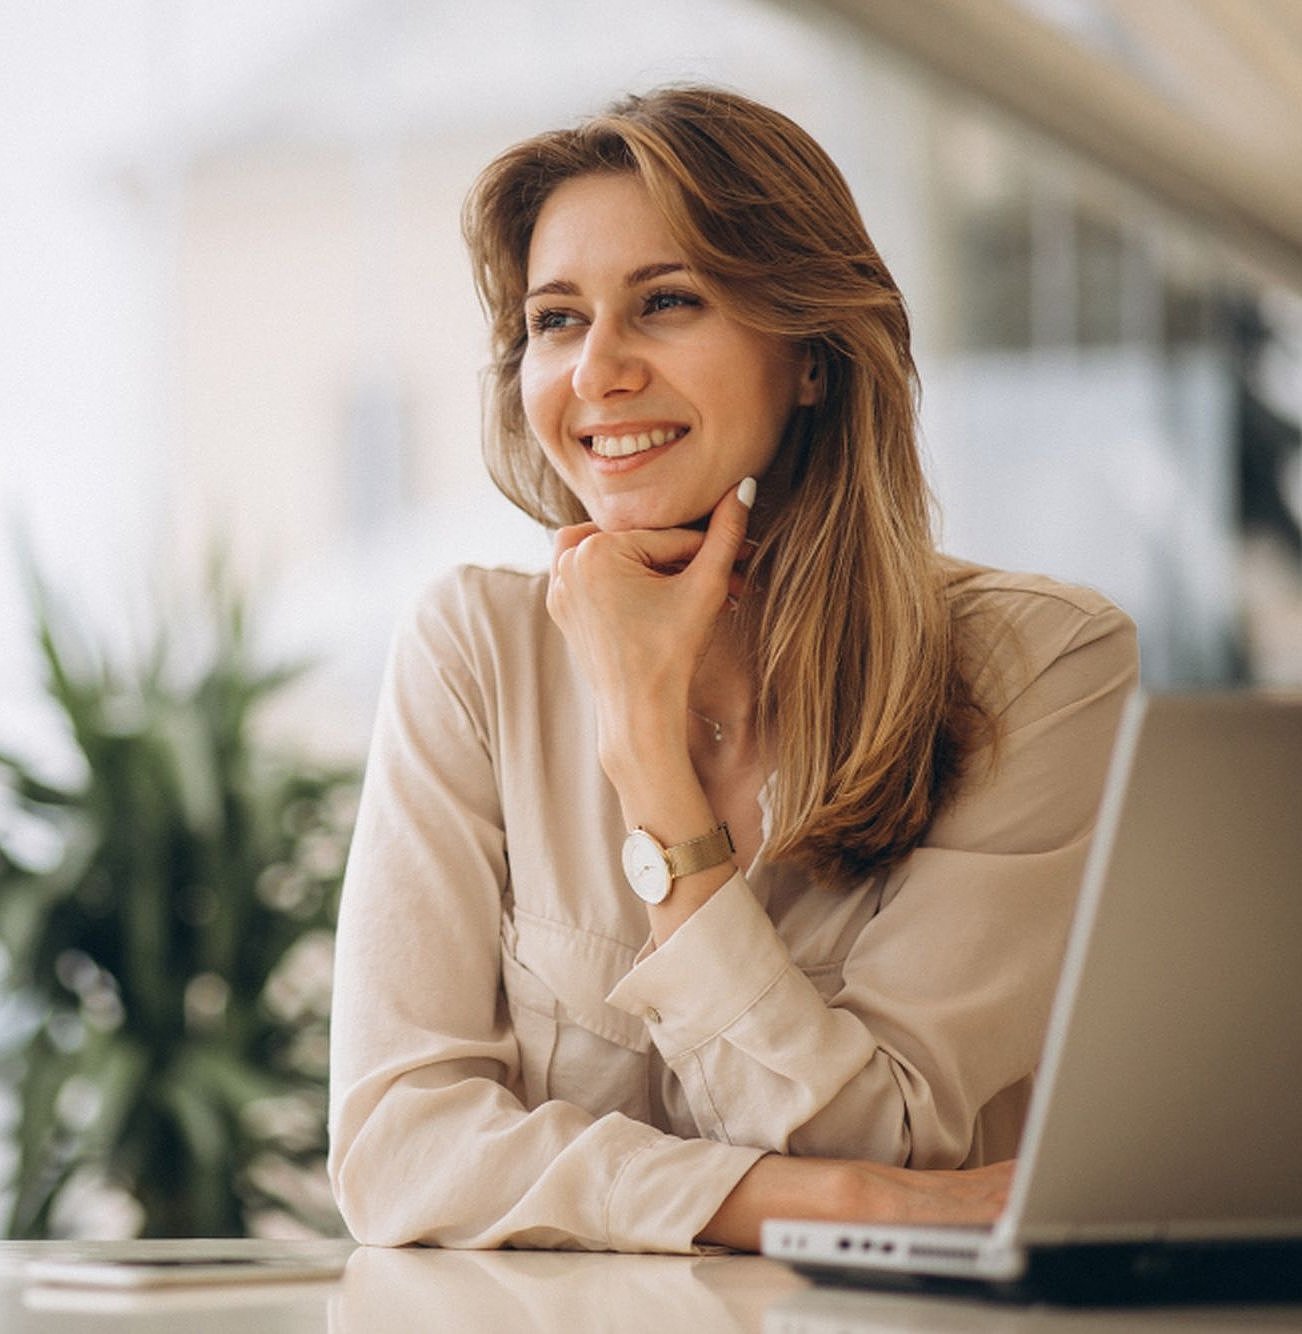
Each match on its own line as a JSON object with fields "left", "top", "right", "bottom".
{"left": 524, "top": 261, "right": 688, "bottom": 303}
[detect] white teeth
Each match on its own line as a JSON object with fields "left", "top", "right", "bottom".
{"left": 589, "top": 427, "right": 686, "bottom": 458}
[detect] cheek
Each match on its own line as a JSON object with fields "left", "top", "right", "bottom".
{"left": 518, "top": 355, "right": 559, "bottom": 436}
{"left": 742, "top": 374, "right": 802, "bottom": 449}
{"left": 518, "top": 362, "right": 578, "bottom": 483}
{"left": 726, "top": 339, "right": 805, "bottom": 431}
{"left": 517, "top": 359, "right": 542, "bottom": 430}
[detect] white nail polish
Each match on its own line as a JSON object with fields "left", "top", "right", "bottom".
{"left": 737, "top": 476, "right": 757, "bottom": 509}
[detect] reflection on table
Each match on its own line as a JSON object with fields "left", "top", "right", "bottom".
{"left": 330, "top": 1244, "right": 799, "bottom": 1332}
{"left": 763, "top": 1283, "right": 1302, "bottom": 1333}
{"left": 2, "top": 1239, "right": 1300, "bottom": 1333}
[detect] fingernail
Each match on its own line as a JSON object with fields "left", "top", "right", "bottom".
{"left": 737, "top": 476, "right": 757, "bottom": 509}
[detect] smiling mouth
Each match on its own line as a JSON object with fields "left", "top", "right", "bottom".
{"left": 583, "top": 426, "right": 690, "bottom": 459}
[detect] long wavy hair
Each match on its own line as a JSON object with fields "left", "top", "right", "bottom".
{"left": 462, "top": 86, "right": 992, "bottom": 887}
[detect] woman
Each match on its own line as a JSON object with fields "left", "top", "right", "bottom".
{"left": 328, "top": 86, "right": 1138, "bottom": 1253}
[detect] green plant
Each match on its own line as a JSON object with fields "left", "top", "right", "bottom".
{"left": 0, "top": 562, "right": 359, "bottom": 1238}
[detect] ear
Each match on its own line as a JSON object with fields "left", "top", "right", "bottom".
{"left": 795, "top": 344, "right": 821, "bottom": 407}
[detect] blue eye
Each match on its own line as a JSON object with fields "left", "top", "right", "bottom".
{"left": 643, "top": 289, "right": 700, "bottom": 315}
{"left": 526, "top": 308, "right": 580, "bottom": 336}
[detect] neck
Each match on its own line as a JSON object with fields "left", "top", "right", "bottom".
{"left": 688, "top": 614, "right": 759, "bottom": 740}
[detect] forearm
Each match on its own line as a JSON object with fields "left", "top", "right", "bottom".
{"left": 547, "top": 498, "right": 757, "bottom": 946}
{"left": 331, "top": 1065, "right": 766, "bottom": 1251}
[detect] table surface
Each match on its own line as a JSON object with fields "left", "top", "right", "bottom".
{"left": 1, "top": 1239, "right": 1300, "bottom": 1333}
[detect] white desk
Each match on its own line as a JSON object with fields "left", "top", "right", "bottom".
{"left": 2, "top": 1239, "right": 1299, "bottom": 1332}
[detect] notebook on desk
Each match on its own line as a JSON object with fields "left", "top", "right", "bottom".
{"left": 762, "top": 690, "right": 1302, "bottom": 1304}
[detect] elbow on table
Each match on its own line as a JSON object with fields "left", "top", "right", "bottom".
{"left": 328, "top": 1127, "right": 443, "bottom": 1248}
{"left": 330, "top": 1159, "right": 417, "bottom": 1247}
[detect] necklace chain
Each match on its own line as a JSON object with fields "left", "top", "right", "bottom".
{"left": 687, "top": 705, "right": 725, "bottom": 742}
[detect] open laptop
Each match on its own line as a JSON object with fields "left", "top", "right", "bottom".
{"left": 762, "top": 690, "right": 1302, "bottom": 1303}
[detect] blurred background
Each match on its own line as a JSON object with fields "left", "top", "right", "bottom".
{"left": 1, "top": 0, "right": 1299, "bottom": 1239}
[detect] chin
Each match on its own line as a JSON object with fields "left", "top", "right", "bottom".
{"left": 601, "top": 512, "right": 709, "bottom": 535}
{"left": 589, "top": 491, "right": 714, "bottom": 534}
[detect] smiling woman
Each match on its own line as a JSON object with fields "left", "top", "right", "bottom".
{"left": 327, "top": 86, "right": 1138, "bottom": 1254}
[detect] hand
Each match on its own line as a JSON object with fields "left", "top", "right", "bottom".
{"left": 698, "top": 1156, "right": 1015, "bottom": 1252}
{"left": 546, "top": 479, "right": 756, "bottom": 772}
{"left": 838, "top": 1158, "right": 1015, "bottom": 1226}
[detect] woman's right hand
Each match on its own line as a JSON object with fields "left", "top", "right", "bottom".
{"left": 545, "top": 479, "right": 756, "bottom": 783}
{"left": 544, "top": 481, "right": 758, "bottom": 942}
{"left": 698, "top": 1156, "right": 1015, "bottom": 1253}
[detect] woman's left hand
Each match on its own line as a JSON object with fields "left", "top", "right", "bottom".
{"left": 699, "top": 1157, "right": 1017, "bottom": 1252}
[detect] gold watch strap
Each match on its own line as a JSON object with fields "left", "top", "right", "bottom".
{"left": 664, "top": 823, "right": 735, "bottom": 880}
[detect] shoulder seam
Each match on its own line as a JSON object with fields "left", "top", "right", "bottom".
{"left": 949, "top": 576, "right": 1121, "bottom": 620}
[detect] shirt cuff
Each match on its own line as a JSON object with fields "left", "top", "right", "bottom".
{"left": 604, "top": 1133, "right": 767, "bottom": 1253}
{"left": 604, "top": 871, "right": 791, "bottom": 1059}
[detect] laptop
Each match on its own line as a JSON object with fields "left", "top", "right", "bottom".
{"left": 762, "top": 690, "right": 1302, "bottom": 1304}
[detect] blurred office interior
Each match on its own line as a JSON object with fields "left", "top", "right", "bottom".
{"left": 1, "top": 0, "right": 1300, "bottom": 1237}
{"left": 4, "top": 0, "right": 1302, "bottom": 758}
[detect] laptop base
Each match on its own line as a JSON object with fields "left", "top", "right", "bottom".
{"left": 793, "top": 1239, "right": 1302, "bottom": 1306}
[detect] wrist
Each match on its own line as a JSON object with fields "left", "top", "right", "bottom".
{"left": 597, "top": 708, "right": 691, "bottom": 793}
{"left": 698, "top": 1156, "right": 856, "bottom": 1252}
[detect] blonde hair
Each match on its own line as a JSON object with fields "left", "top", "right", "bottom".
{"left": 462, "top": 86, "right": 991, "bottom": 887}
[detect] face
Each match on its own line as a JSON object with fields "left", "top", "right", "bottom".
{"left": 519, "top": 173, "right": 815, "bottom": 532}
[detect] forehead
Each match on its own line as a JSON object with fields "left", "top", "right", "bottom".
{"left": 526, "top": 173, "right": 682, "bottom": 285}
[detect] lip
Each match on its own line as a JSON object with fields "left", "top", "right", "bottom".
{"left": 575, "top": 422, "right": 691, "bottom": 472}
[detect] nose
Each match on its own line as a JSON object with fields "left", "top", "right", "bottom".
{"left": 571, "top": 316, "right": 648, "bottom": 401}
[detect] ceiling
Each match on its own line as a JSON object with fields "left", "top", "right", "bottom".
{"left": 806, "top": 0, "right": 1302, "bottom": 290}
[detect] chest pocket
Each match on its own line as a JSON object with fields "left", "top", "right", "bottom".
{"left": 500, "top": 908, "right": 652, "bottom": 1121}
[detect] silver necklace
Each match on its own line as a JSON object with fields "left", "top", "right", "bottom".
{"left": 688, "top": 706, "right": 725, "bottom": 742}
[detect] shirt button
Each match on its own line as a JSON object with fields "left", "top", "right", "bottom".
{"left": 645, "top": 1006, "right": 661, "bottom": 1024}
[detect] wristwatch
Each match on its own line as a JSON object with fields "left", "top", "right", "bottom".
{"left": 621, "top": 823, "right": 735, "bottom": 905}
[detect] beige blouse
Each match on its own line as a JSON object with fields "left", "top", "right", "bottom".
{"left": 328, "top": 561, "right": 1138, "bottom": 1253}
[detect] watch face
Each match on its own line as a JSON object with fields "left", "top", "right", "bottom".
{"left": 621, "top": 829, "right": 671, "bottom": 904}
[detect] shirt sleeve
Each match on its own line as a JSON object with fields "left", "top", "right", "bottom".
{"left": 327, "top": 572, "right": 765, "bottom": 1252}
{"left": 605, "top": 589, "right": 1139, "bottom": 1169}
